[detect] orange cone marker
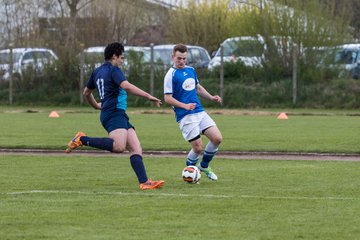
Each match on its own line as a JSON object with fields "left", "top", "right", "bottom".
{"left": 49, "top": 111, "right": 60, "bottom": 118}
{"left": 277, "top": 112, "right": 288, "bottom": 120}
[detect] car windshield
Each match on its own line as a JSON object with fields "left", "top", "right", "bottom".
{"left": 334, "top": 49, "right": 358, "bottom": 64}
{"left": 305, "top": 47, "right": 338, "bottom": 65}
{"left": 154, "top": 49, "right": 172, "bottom": 65}
{"left": 218, "top": 39, "right": 264, "bottom": 57}
{"left": 125, "top": 49, "right": 150, "bottom": 63}
{"left": 0, "top": 52, "right": 22, "bottom": 64}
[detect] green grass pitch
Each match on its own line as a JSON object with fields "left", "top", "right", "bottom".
{"left": 1, "top": 155, "right": 360, "bottom": 239}
{"left": 0, "top": 109, "right": 359, "bottom": 153}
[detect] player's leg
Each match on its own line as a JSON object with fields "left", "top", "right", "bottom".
{"left": 126, "top": 128, "right": 146, "bottom": 183}
{"left": 109, "top": 128, "right": 127, "bottom": 153}
{"left": 197, "top": 113, "right": 222, "bottom": 181}
{"left": 179, "top": 115, "right": 203, "bottom": 166}
{"left": 201, "top": 125, "right": 222, "bottom": 168}
{"left": 66, "top": 111, "right": 127, "bottom": 153}
{"left": 66, "top": 131, "right": 115, "bottom": 153}
{"left": 187, "top": 137, "right": 203, "bottom": 166}
{"left": 84, "top": 110, "right": 127, "bottom": 152}
{"left": 126, "top": 128, "right": 164, "bottom": 190}
{"left": 125, "top": 127, "right": 142, "bottom": 155}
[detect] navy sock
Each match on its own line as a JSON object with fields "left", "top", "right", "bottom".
{"left": 130, "top": 154, "right": 148, "bottom": 184}
{"left": 200, "top": 152, "right": 214, "bottom": 168}
{"left": 80, "top": 136, "right": 113, "bottom": 152}
{"left": 186, "top": 157, "right": 199, "bottom": 166}
{"left": 200, "top": 142, "right": 219, "bottom": 168}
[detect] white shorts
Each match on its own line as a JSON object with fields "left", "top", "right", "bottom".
{"left": 178, "top": 111, "right": 216, "bottom": 142}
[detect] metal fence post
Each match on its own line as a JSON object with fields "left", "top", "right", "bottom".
{"left": 9, "top": 43, "right": 13, "bottom": 105}
{"left": 292, "top": 43, "right": 298, "bottom": 105}
{"left": 150, "top": 43, "right": 154, "bottom": 96}
{"left": 79, "top": 43, "right": 85, "bottom": 104}
{"left": 220, "top": 44, "right": 224, "bottom": 105}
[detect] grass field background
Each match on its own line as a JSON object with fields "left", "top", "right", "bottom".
{"left": 0, "top": 107, "right": 359, "bottom": 239}
{"left": 0, "top": 107, "right": 359, "bottom": 153}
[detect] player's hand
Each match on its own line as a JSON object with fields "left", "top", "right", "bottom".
{"left": 184, "top": 103, "right": 196, "bottom": 110}
{"left": 149, "top": 96, "right": 162, "bottom": 108}
{"left": 212, "top": 95, "right": 222, "bottom": 104}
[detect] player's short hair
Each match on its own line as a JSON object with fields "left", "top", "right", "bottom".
{"left": 173, "top": 44, "right": 188, "bottom": 54}
{"left": 104, "top": 42, "right": 124, "bottom": 60}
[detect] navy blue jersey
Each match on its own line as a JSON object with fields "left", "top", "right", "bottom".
{"left": 87, "top": 62, "right": 127, "bottom": 115}
{"left": 164, "top": 66, "right": 204, "bottom": 122}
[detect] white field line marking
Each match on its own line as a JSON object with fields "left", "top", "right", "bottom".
{"left": 238, "top": 195, "right": 356, "bottom": 201}
{"left": 1, "top": 190, "right": 357, "bottom": 201}
{"left": 3, "top": 190, "right": 231, "bottom": 198}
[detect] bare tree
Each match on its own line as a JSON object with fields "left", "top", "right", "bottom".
{"left": 166, "top": 0, "right": 233, "bottom": 53}
{"left": 54, "top": 0, "right": 95, "bottom": 52}
{"left": 83, "top": 0, "right": 160, "bottom": 45}
{"left": 0, "top": 0, "right": 41, "bottom": 47}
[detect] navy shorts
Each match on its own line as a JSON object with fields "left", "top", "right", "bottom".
{"left": 100, "top": 110, "right": 134, "bottom": 133}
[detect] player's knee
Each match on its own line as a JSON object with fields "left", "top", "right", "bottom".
{"left": 112, "top": 145, "right": 126, "bottom": 153}
{"left": 130, "top": 146, "right": 142, "bottom": 155}
{"left": 194, "top": 148, "right": 202, "bottom": 155}
{"left": 193, "top": 144, "right": 203, "bottom": 155}
{"left": 212, "top": 136, "right": 222, "bottom": 146}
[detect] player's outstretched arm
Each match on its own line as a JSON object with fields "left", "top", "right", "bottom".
{"left": 196, "top": 84, "right": 222, "bottom": 104}
{"left": 120, "top": 80, "right": 162, "bottom": 107}
{"left": 164, "top": 94, "right": 196, "bottom": 110}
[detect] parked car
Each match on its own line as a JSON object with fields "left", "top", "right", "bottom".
{"left": 153, "top": 44, "right": 211, "bottom": 69}
{"left": 0, "top": 47, "right": 58, "bottom": 81}
{"left": 303, "top": 46, "right": 339, "bottom": 66}
{"left": 208, "top": 36, "right": 265, "bottom": 70}
{"left": 304, "top": 44, "right": 360, "bottom": 79}
{"left": 82, "top": 46, "right": 105, "bottom": 69}
{"left": 81, "top": 46, "right": 150, "bottom": 75}
{"left": 333, "top": 44, "right": 360, "bottom": 79}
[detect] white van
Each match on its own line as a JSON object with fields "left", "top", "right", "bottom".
{"left": 208, "top": 36, "right": 265, "bottom": 70}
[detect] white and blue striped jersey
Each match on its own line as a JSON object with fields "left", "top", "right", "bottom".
{"left": 164, "top": 66, "right": 204, "bottom": 122}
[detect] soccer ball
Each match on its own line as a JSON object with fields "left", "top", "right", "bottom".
{"left": 182, "top": 166, "right": 201, "bottom": 184}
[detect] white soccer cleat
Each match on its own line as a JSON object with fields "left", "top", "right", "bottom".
{"left": 197, "top": 164, "right": 218, "bottom": 181}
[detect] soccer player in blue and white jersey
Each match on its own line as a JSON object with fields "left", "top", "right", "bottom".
{"left": 66, "top": 42, "right": 164, "bottom": 190}
{"left": 164, "top": 44, "right": 223, "bottom": 181}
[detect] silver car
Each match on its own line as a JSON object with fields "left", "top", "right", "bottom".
{"left": 81, "top": 46, "right": 150, "bottom": 75}
{"left": 153, "top": 44, "right": 211, "bottom": 69}
{"left": 208, "top": 36, "right": 265, "bottom": 70}
{"left": 0, "top": 48, "right": 58, "bottom": 81}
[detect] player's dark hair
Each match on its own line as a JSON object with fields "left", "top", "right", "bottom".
{"left": 173, "top": 44, "right": 187, "bottom": 54}
{"left": 104, "top": 42, "right": 124, "bottom": 60}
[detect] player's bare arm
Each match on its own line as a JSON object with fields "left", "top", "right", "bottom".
{"left": 83, "top": 87, "right": 101, "bottom": 110}
{"left": 120, "top": 80, "right": 162, "bottom": 107}
{"left": 164, "top": 94, "right": 196, "bottom": 110}
{"left": 197, "top": 84, "right": 222, "bottom": 103}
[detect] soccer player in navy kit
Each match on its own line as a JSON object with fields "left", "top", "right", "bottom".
{"left": 66, "top": 42, "right": 164, "bottom": 190}
{"left": 164, "top": 44, "right": 223, "bottom": 181}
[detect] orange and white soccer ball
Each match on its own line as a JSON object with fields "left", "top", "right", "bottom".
{"left": 182, "top": 166, "right": 201, "bottom": 184}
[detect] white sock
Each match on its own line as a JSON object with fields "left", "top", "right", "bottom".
{"left": 205, "top": 141, "right": 219, "bottom": 154}
{"left": 186, "top": 149, "right": 199, "bottom": 166}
